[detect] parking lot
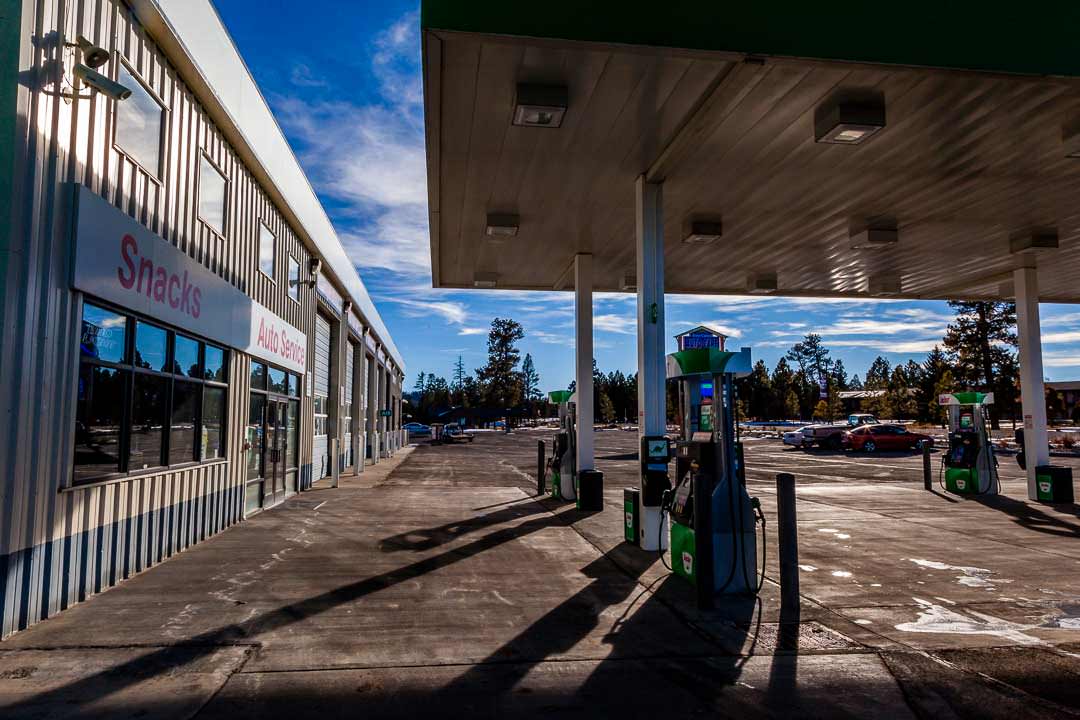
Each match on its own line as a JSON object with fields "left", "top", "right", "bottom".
{"left": 6, "top": 429, "right": 1080, "bottom": 718}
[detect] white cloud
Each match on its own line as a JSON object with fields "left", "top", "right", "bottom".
{"left": 1044, "top": 352, "right": 1080, "bottom": 368}
{"left": 1042, "top": 331, "right": 1080, "bottom": 344}
{"left": 382, "top": 297, "right": 467, "bottom": 325}
{"left": 272, "top": 11, "right": 429, "bottom": 278}
{"left": 289, "top": 63, "right": 327, "bottom": 88}
{"left": 594, "top": 314, "right": 636, "bottom": 335}
{"left": 458, "top": 327, "right": 487, "bottom": 336}
{"left": 813, "top": 319, "right": 949, "bottom": 337}
{"left": 827, "top": 339, "right": 943, "bottom": 353}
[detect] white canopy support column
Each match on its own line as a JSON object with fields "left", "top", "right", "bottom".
{"left": 1015, "top": 265, "right": 1048, "bottom": 500}
{"left": 575, "top": 253, "right": 595, "bottom": 482}
{"left": 636, "top": 176, "right": 667, "bottom": 551}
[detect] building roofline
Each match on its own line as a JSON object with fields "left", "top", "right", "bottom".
{"left": 132, "top": 0, "right": 404, "bottom": 372}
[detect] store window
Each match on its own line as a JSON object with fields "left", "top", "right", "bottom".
{"left": 258, "top": 223, "right": 276, "bottom": 279}
{"left": 114, "top": 62, "right": 164, "bottom": 178}
{"left": 73, "top": 301, "right": 229, "bottom": 484}
{"left": 198, "top": 154, "right": 228, "bottom": 236}
{"left": 288, "top": 256, "right": 300, "bottom": 302}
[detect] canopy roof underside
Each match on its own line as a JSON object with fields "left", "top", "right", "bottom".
{"left": 422, "top": 2, "right": 1080, "bottom": 302}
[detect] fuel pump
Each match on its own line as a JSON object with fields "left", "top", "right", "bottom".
{"left": 662, "top": 347, "right": 764, "bottom": 608}
{"left": 938, "top": 392, "right": 998, "bottom": 495}
{"left": 546, "top": 390, "right": 577, "bottom": 501}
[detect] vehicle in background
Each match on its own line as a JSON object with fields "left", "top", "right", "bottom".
{"left": 444, "top": 425, "right": 475, "bottom": 443}
{"left": 403, "top": 422, "right": 431, "bottom": 436}
{"left": 842, "top": 424, "right": 933, "bottom": 453}
{"left": 786, "top": 414, "right": 879, "bottom": 450}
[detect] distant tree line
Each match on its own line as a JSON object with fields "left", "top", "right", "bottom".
{"left": 408, "top": 301, "right": 1029, "bottom": 429}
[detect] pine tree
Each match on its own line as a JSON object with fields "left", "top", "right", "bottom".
{"left": 452, "top": 355, "right": 467, "bottom": 404}
{"left": 520, "top": 353, "right": 540, "bottom": 401}
{"left": 943, "top": 301, "right": 1018, "bottom": 429}
{"left": 477, "top": 318, "right": 525, "bottom": 409}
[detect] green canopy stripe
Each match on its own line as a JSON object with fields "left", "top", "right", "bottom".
{"left": 422, "top": 1, "right": 1080, "bottom": 78}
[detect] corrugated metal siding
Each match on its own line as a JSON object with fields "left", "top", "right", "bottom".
{"left": 0, "top": 0, "right": 322, "bottom": 639}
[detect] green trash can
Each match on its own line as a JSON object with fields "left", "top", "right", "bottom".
{"left": 1036, "top": 465, "right": 1074, "bottom": 503}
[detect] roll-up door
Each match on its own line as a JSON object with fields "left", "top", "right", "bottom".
{"left": 344, "top": 342, "right": 355, "bottom": 467}
{"left": 312, "top": 313, "right": 331, "bottom": 478}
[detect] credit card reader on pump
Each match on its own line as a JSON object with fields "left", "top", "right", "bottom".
{"left": 938, "top": 392, "right": 998, "bottom": 495}
{"left": 662, "top": 346, "right": 764, "bottom": 609}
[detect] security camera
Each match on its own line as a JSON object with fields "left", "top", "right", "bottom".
{"left": 73, "top": 64, "right": 131, "bottom": 100}
{"left": 308, "top": 257, "right": 322, "bottom": 277}
{"left": 74, "top": 35, "right": 110, "bottom": 68}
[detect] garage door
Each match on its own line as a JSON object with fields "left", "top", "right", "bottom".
{"left": 312, "top": 313, "right": 331, "bottom": 478}
{"left": 344, "top": 341, "right": 355, "bottom": 467}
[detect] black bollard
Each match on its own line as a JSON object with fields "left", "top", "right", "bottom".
{"left": 922, "top": 441, "right": 932, "bottom": 491}
{"left": 776, "top": 473, "right": 800, "bottom": 649}
{"left": 537, "top": 440, "right": 546, "bottom": 495}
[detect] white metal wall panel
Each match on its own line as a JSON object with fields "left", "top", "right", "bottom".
{"left": 0, "top": 0, "right": 331, "bottom": 638}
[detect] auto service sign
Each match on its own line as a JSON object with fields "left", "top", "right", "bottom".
{"left": 72, "top": 185, "right": 306, "bottom": 374}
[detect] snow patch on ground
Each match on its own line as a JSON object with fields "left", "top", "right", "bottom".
{"left": 907, "top": 558, "right": 1012, "bottom": 588}
{"left": 896, "top": 598, "right": 1044, "bottom": 645}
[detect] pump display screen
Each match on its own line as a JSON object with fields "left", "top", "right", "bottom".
{"left": 960, "top": 412, "right": 974, "bottom": 429}
{"left": 700, "top": 382, "right": 713, "bottom": 398}
{"left": 646, "top": 439, "right": 668, "bottom": 459}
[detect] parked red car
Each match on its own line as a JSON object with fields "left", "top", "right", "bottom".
{"left": 842, "top": 424, "right": 933, "bottom": 453}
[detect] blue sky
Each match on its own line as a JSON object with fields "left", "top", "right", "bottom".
{"left": 214, "top": 1, "right": 1080, "bottom": 390}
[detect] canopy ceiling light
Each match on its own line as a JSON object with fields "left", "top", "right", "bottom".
{"left": 473, "top": 272, "right": 499, "bottom": 288}
{"left": 621, "top": 272, "right": 637, "bottom": 292}
{"left": 868, "top": 273, "right": 902, "bottom": 296}
{"left": 815, "top": 93, "right": 886, "bottom": 145}
{"left": 1063, "top": 122, "right": 1080, "bottom": 158}
{"left": 485, "top": 213, "right": 519, "bottom": 238}
{"left": 512, "top": 84, "right": 568, "bottom": 128}
{"left": 682, "top": 220, "right": 722, "bottom": 244}
{"left": 850, "top": 224, "right": 899, "bottom": 250}
{"left": 746, "top": 272, "right": 777, "bottom": 294}
{"left": 1009, "top": 231, "right": 1059, "bottom": 254}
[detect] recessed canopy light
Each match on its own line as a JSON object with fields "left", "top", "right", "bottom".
{"left": 746, "top": 272, "right": 777, "bottom": 294}
{"left": 868, "top": 274, "right": 902, "bottom": 296}
{"left": 621, "top": 273, "right": 637, "bottom": 292}
{"left": 815, "top": 95, "right": 886, "bottom": 145}
{"left": 1064, "top": 122, "right": 1080, "bottom": 158}
{"left": 1009, "top": 231, "right": 1059, "bottom": 255}
{"left": 513, "top": 84, "right": 568, "bottom": 128}
{"left": 485, "top": 213, "right": 519, "bottom": 238}
{"left": 683, "top": 220, "right": 722, "bottom": 244}
{"left": 473, "top": 272, "right": 499, "bottom": 288}
{"left": 850, "top": 226, "right": 899, "bottom": 250}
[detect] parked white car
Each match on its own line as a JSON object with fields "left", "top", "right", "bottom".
{"left": 783, "top": 428, "right": 810, "bottom": 448}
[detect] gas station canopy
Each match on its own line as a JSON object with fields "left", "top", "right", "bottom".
{"left": 422, "top": 1, "right": 1080, "bottom": 301}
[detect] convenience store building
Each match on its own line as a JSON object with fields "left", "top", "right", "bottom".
{"left": 0, "top": 0, "right": 405, "bottom": 638}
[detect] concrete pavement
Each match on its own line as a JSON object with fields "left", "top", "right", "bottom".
{"left": 3, "top": 432, "right": 1080, "bottom": 717}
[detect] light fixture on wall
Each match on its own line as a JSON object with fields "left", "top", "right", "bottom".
{"left": 682, "top": 220, "right": 723, "bottom": 244}
{"left": 485, "top": 213, "right": 520, "bottom": 238}
{"left": 71, "top": 35, "right": 110, "bottom": 68}
{"left": 815, "top": 92, "right": 886, "bottom": 145}
{"left": 474, "top": 272, "right": 499, "bottom": 288}
{"left": 512, "top": 84, "right": 568, "bottom": 128}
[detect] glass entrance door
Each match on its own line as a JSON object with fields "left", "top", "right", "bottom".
{"left": 266, "top": 400, "right": 289, "bottom": 507}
